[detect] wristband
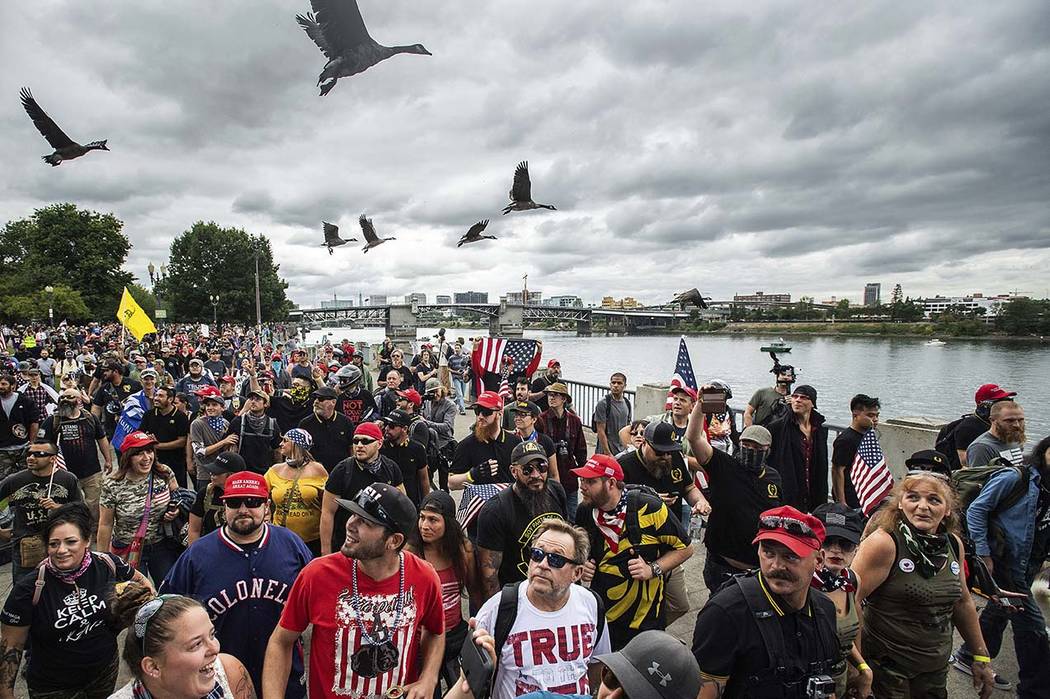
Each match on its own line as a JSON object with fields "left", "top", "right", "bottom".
{"left": 972, "top": 655, "right": 991, "bottom": 664}
{"left": 857, "top": 662, "right": 870, "bottom": 672}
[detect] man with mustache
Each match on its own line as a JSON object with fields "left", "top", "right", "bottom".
{"left": 0, "top": 373, "right": 40, "bottom": 482}
{"left": 691, "top": 506, "right": 840, "bottom": 698}
{"left": 160, "top": 471, "right": 312, "bottom": 698}
{"left": 966, "top": 400, "right": 1026, "bottom": 467}
{"left": 476, "top": 440, "right": 567, "bottom": 598}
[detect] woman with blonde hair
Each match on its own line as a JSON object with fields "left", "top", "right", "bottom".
{"left": 853, "top": 471, "right": 996, "bottom": 698}
{"left": 265, "top": 429, "right": 327, "bottom": 557}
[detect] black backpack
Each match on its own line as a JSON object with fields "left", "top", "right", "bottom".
{"left": 590, "top": 394, "right": 632, "bottom": 433}
{"left": 935, "top": 415, "right": 973, "bottom": 471}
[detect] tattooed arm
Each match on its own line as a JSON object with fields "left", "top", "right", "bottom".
{"left": 477, "top": 547, "right": 503, "bottom": 599}
{"left": 220, "top": 652, "right": 256, "bottom": 699}
{"left": 698, "top": 678, "right": 726, "bottom": 698}
{"left": 0, "top": 625, "right": 29, "bottom": 699}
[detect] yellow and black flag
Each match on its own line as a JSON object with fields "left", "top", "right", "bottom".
{"left": 116, "top": 286, "right": 157, "bottom": 340}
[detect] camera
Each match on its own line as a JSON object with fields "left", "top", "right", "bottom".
{"left": 805, "top": 675, "right": 835, "bottom": 698}
{"left": 556, "top": 440, "right": 569, "bottom": 457}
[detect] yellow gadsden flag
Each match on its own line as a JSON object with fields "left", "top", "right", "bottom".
{"left": 116, "top": 286, "right": 157, "bottom": 340}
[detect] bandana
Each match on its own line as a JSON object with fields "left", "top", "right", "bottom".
{"left": 284, "top": 428, "right": 313, "bottom": 449}
{"left": 811, "top": 566, "right": 856, "bottom": 593}
{"left": 594, "top": 488, "right": 628, "bottom": 551}
{"left": 897, "top": 518, "right": 948, "bottom": 579}
{"left": 45, "top": 549, "right": 93, "bottom": 584}
{"left": 206, "top": 416, "right": 227, "bottom": 435}
{"left": 358, "top": 456, "right": 383, "bottom": 475}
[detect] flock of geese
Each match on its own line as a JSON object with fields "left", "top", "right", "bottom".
{"left": 17, "top": 0, "right": 558, "bottom": 256}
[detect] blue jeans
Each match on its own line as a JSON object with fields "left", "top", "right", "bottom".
{"left": 452, "top": 378, "right": 468, "bottom": 411}
{"left": 958, "top": 574, "right": 1050, "bottom": 697}
{"left": 566, "top": 489, "right": 579, "bottom": 524}
{"left": 138, "top": 539, "right": 183, "bottom": 585}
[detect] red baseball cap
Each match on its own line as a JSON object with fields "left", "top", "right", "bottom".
{"left": 752, "top": 506, "right": 825, "bottom": 557}
{"left": 219, "top": 375, "right": 236, "bottom": 384}
{"left": 670, "top": 385, "right": 698, "bottom": 401}
{"left": 221, "top": 471, "right": 269, "bottom": 499}
{"left": 195, "top": 385, "right": 223, "bottom": 402}
{"left": 397, "top": 388, "right": 422, "bottom": 407}
{"left": 120, "top": 431, "right": 157, "bottom": 453}
{"left": 547, "top": 359, "right": 560, "bottom": 368}
{"left": 354, "top": 422, "right": 384, "bottom": 442}
{"left": 472, "top": 391, "right": 504, "bottom": 411}
{"left": 271, "top": 353, "right": 282, "bottom": 360}
{"left": 572, "top": 454, "right": 624, "bottom": 481}
{"left": 975, "top": 383, "right": 1016, "bottom": 404}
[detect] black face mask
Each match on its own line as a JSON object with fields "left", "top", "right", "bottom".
{"left": 738, "top": 446, "right": 767, "bottom": 472}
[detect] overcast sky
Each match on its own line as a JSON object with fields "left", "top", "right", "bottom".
{"left": 2, "top": 1, "right": 1048, "bottom": 308}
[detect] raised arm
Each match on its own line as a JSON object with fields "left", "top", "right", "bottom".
{"left": 685, "top": 398, "right": 714, "bottom": 467}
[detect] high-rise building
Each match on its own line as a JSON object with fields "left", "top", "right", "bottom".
{"left": 503, "top": 290, "right": 543, "bottom": 304}
{"left": 546, "top": 295, "right": 584, "bottom": 307}
{"left": 367, "top": 294, "right": 387, "bottom": 306}
{"left": 404, "top": 293, "right": 427, "bottom": 304}
{"left": 863, "top": 283, "right": 881, "bottom": 307}
{"left": 320, "top": 296, "right": 354, "bottom": 309}
{"left": 454, "top": 291, "right": 488, "bottom": 304}
{"left": 436, "top": 295, "right": 452, "bottom": 304}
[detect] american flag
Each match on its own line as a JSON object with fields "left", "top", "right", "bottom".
{"left": 851, "top": 428, "right": 894, "bottom": 515}
{"left": 665, "top": 337, "right": 698, "bottom": 410}
{"left": 457, "top": 482, "right": 510, "bottom": 527}
{"left": 471, "top": 338, "right": 542, "bottom": 397}
{"left": 0, "top": 332, "right": 6, "bottom": 353}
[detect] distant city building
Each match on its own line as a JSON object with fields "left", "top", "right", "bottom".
{"left": 436, "top": 295, "right": 452, "bottom": 304}
{"left": 404, "top": 293, "right": 427, "bottom": 304}
{"left": 454, "top": 291, "right": 488, "bottom": 304}
{"left": 821, "top": 296, "right": 842, "bottom": 306}
{"left": 733, "top": 291, "right": 791, "bottom": 304}
{"left": 920, "top": 295, "right": 1012, "bottom": 320}
{"left": 863, "top": 283, "right": 881, "bottom": 307}
{"left": 546, "top": 295, "right": 583, "bottom": 308}
{"left": 320, "top": 297, "right": 354, "bottom": 309}
{"left": 367, "top": 294, "right": 387, "bottom": 306}
{"left": 503, "top": 291, "right": 543, "bottom": 304}
{"left": 601, "top": 296, "right": 643, "bottom": 309}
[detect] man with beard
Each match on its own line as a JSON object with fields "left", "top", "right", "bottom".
{"left": 264, "top": 483, "right": 444, "bottom": 699}
{"left": 691, "top": 506, "right": 839, "bottom": 699}
{"left": 0, "top": 373, "right": 38, "bottom": 481}
{"left": 574, "top": 454, "right": 692, "bottom": 651}
{"left": 380, "top": 408, "right": 430, "bottom": 506}
{"left": 224, "top": 386, "right": 281, "bottom": 475}
{"left": 0, "top": 439, "right": 82, "bottom": 579}
{"left": 36, "top": 388, "right": 112, "bottom": 520}
{"left": 767, "top": 385, "right": 829, "bottom": 513}
{"left": 175, "top": 357, "right": 216, "bottom": 414}
{"left": 685, "top": 397, "right": 782, "bottom": 593}
{"left": 476, "top": 440, "right": 568, "bottom": 597}
{"left": 318, "top": 422, "right": 405, "bottom": 555}
{"left": 375, "top": 368, "right": 405, "bottom": 419}
{"left": 529, "top": 359, "right": 562, "bottom": 413}
{"left": 298, "top": 385, "right": 353, "bottom": 471}
{"left": 333, "top": 364, "right": 377, "bottom": 429}
{"left": 267, "top": 376, "right": 316, "bottom": 434}
{"left": 744, "top": 363, "right": 797, "bottom": 428}
{"left": 140, "top": 385, "right": 191, "bottom": 487}
{"left": 218, "top": 374, "right": 243, "bottom": 419}
{"left": 449, "top": 392, "right": 523, "bottom": 490}
{"left": 966, "top": 400, "right": 1026, "bottom": 467}
{"left": 161, "top": 471, "right": 312, "bottom": 699}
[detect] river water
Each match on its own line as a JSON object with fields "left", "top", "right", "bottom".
{"left": 305, "top": 327, "right": 1050, "bottom": 435}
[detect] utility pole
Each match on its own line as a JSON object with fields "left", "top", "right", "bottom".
{"left": 254, "top": 245, "right": 263, "bottom": 328}
{"left": 522, "top": 274, "right": 528, "bottom": 306}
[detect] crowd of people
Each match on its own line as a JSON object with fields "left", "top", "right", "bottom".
{"left": 0, "top": 319, "right": 1047, "bottom": 698}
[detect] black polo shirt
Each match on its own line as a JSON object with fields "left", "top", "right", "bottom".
{"left": 381, "top": 439, "right": 428, "bottom": 506}
{"left": 618, "top": 449, "right": 693, "bottom": 519}
{"left": 703, "top": 449, "right": 782, "bottom": 566}
{"left": 324, "top": 455, "right": 403, "bottom": 552}
{"left": 140, "top": 407, "right": 190, "bottom": 472}
{"left": 451, "top": 430, "right": 524, "bottom": 485}
{"left": 298, "top": 412, "right": 353, "bottom": 471}
{"left": 692, "top": 574, "right": 839, "bottom": 698}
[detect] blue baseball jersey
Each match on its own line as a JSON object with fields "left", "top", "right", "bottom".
{"left": 160, "top": 523, "right": 312, "bottom": 698}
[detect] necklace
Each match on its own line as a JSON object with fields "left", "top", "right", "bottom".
{"left": 349, "top": 552, "right": 405, "bottom": 677}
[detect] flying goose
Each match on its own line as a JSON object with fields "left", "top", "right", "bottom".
{"left": 359, "top": 214, "right": 395, "bottom": 253}
{"left": 321, "top": 221, "right": 357, "bottom": 254}
{"left": 296, "top": 0, "right": 431, "bottom": 97}
{"left": 19, "top": 88, "right": 108, "bottom": 166}
{"left": 502, "top": 161, "right": 556, "bottom": 215}
{"left": 457, "top": 220, "right": 495, "bottom": 247}
{"left": 671, "top": 288, "right": 709, "bottom": 309}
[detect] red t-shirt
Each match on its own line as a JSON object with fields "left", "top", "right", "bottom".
{"left": 279, "top": 551, "right": 444, "bottom": 699}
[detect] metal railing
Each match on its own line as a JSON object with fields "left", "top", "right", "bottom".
{"left": 564, "top": 379, "right": 636, "bottom": 429}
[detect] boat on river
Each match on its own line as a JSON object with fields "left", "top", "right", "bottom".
{"left": 925, "top": 338, "right": 946, "bottom": 346}
{"left": 760, "top": 338, "right": 791, "bottom": 353}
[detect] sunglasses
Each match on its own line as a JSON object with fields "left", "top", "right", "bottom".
{"left": 352, "top": 437, "right": 377, "bottom": 446}
{"left": 225, "top": 497, "right": 266, "bottom": 509}
{"left": 529, "top": 547, "right": 578, "bottom": 569}
{"left": 759, "top": 514, "right": 817, "bottom": 537}
{"left": 28, "top": 451, "right": 56, "bottom": 458}
{"left": 473, "top": 407, "right": 495, "bottom": 417}
{"left": 601, "top": 666, "right": 622, "bottom": 691}
{"left": 518, "top": 461, "right": 548, "bottom": 476}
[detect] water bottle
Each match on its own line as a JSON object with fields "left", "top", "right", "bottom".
{"left": 689, "top": 515, "right": 705, "bottom": 541}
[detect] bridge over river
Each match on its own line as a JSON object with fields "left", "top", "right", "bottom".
{"left": 288, "top": 302, "right": 695, "bottom": 343}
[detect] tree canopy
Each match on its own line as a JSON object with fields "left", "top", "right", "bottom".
{"left": 157, "top": 221, "right": 290, "bottom": 323}
{"left": 0, "top": 203, "right": 133, "bottom": 320}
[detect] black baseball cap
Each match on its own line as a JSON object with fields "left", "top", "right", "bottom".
{"left": 201, "top": 452, "right": 246, "bottom": 476}
{"left": 643, "top": 421, "right": 682, "bottom": 453}
{"left": 511, "top": 440, "right": 548, "bottom": 466}
{"left": 313, "top": 386, "right": 338, "bottom": 400}
{"left": 811, "top": 503, "right": 864, "bottom": 545}
{"left": 507, "top": 400, "right": 541, "bottom": 417}
{"left": 381, "top": 408, "right": 413, "bottom": 428}
{"left": 337, "top": 483, "right": 417, "bottom": 535}
{"left": 595, "top": 630, "right": 701, "bottom": 699}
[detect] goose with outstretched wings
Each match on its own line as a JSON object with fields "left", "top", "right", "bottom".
{"left": 20, "top": 88, "right": 108, "bottom": 166}
{"left": 457, "top": 220, "right": 495, "bottom": 247}
{"left": 321, "top": 221, "right": 356, "bottom": 254}
{"left": 502, "top": 161, "right": 556, "bottom": 215}
{"left": 359, "top": 214, "right": 396, "bottom": 253}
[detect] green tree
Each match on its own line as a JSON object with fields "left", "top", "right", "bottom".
{"left": 0, "top": 203, "right": 133, "bottom": 318}
{"left": 891, "top": 283, "right": 903, "bottom": 305}
{"left": 995, "top": 298, "right": 1049, "bottom": 335}
{"left": 0, "top": 285, "right": 90, "bottom": 323}
{"left": 159, "top": 222, "right": 290, "bottom": 323}
{"left": 126, "top": 283, "right": 157, "bottom": 320}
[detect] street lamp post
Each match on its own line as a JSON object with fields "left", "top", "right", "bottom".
{"left": 209, "top": 294, "right": 219, "bottom": 328}
{"left": 148, "top": 262, "right": 156, "bottom": 287}
{"left": 44, "top": 285, "right": 54, "bottom": 324}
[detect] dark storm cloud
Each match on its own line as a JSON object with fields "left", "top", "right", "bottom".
{"left": 1, "top": 1, "right": 1048, "bottom": 307}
